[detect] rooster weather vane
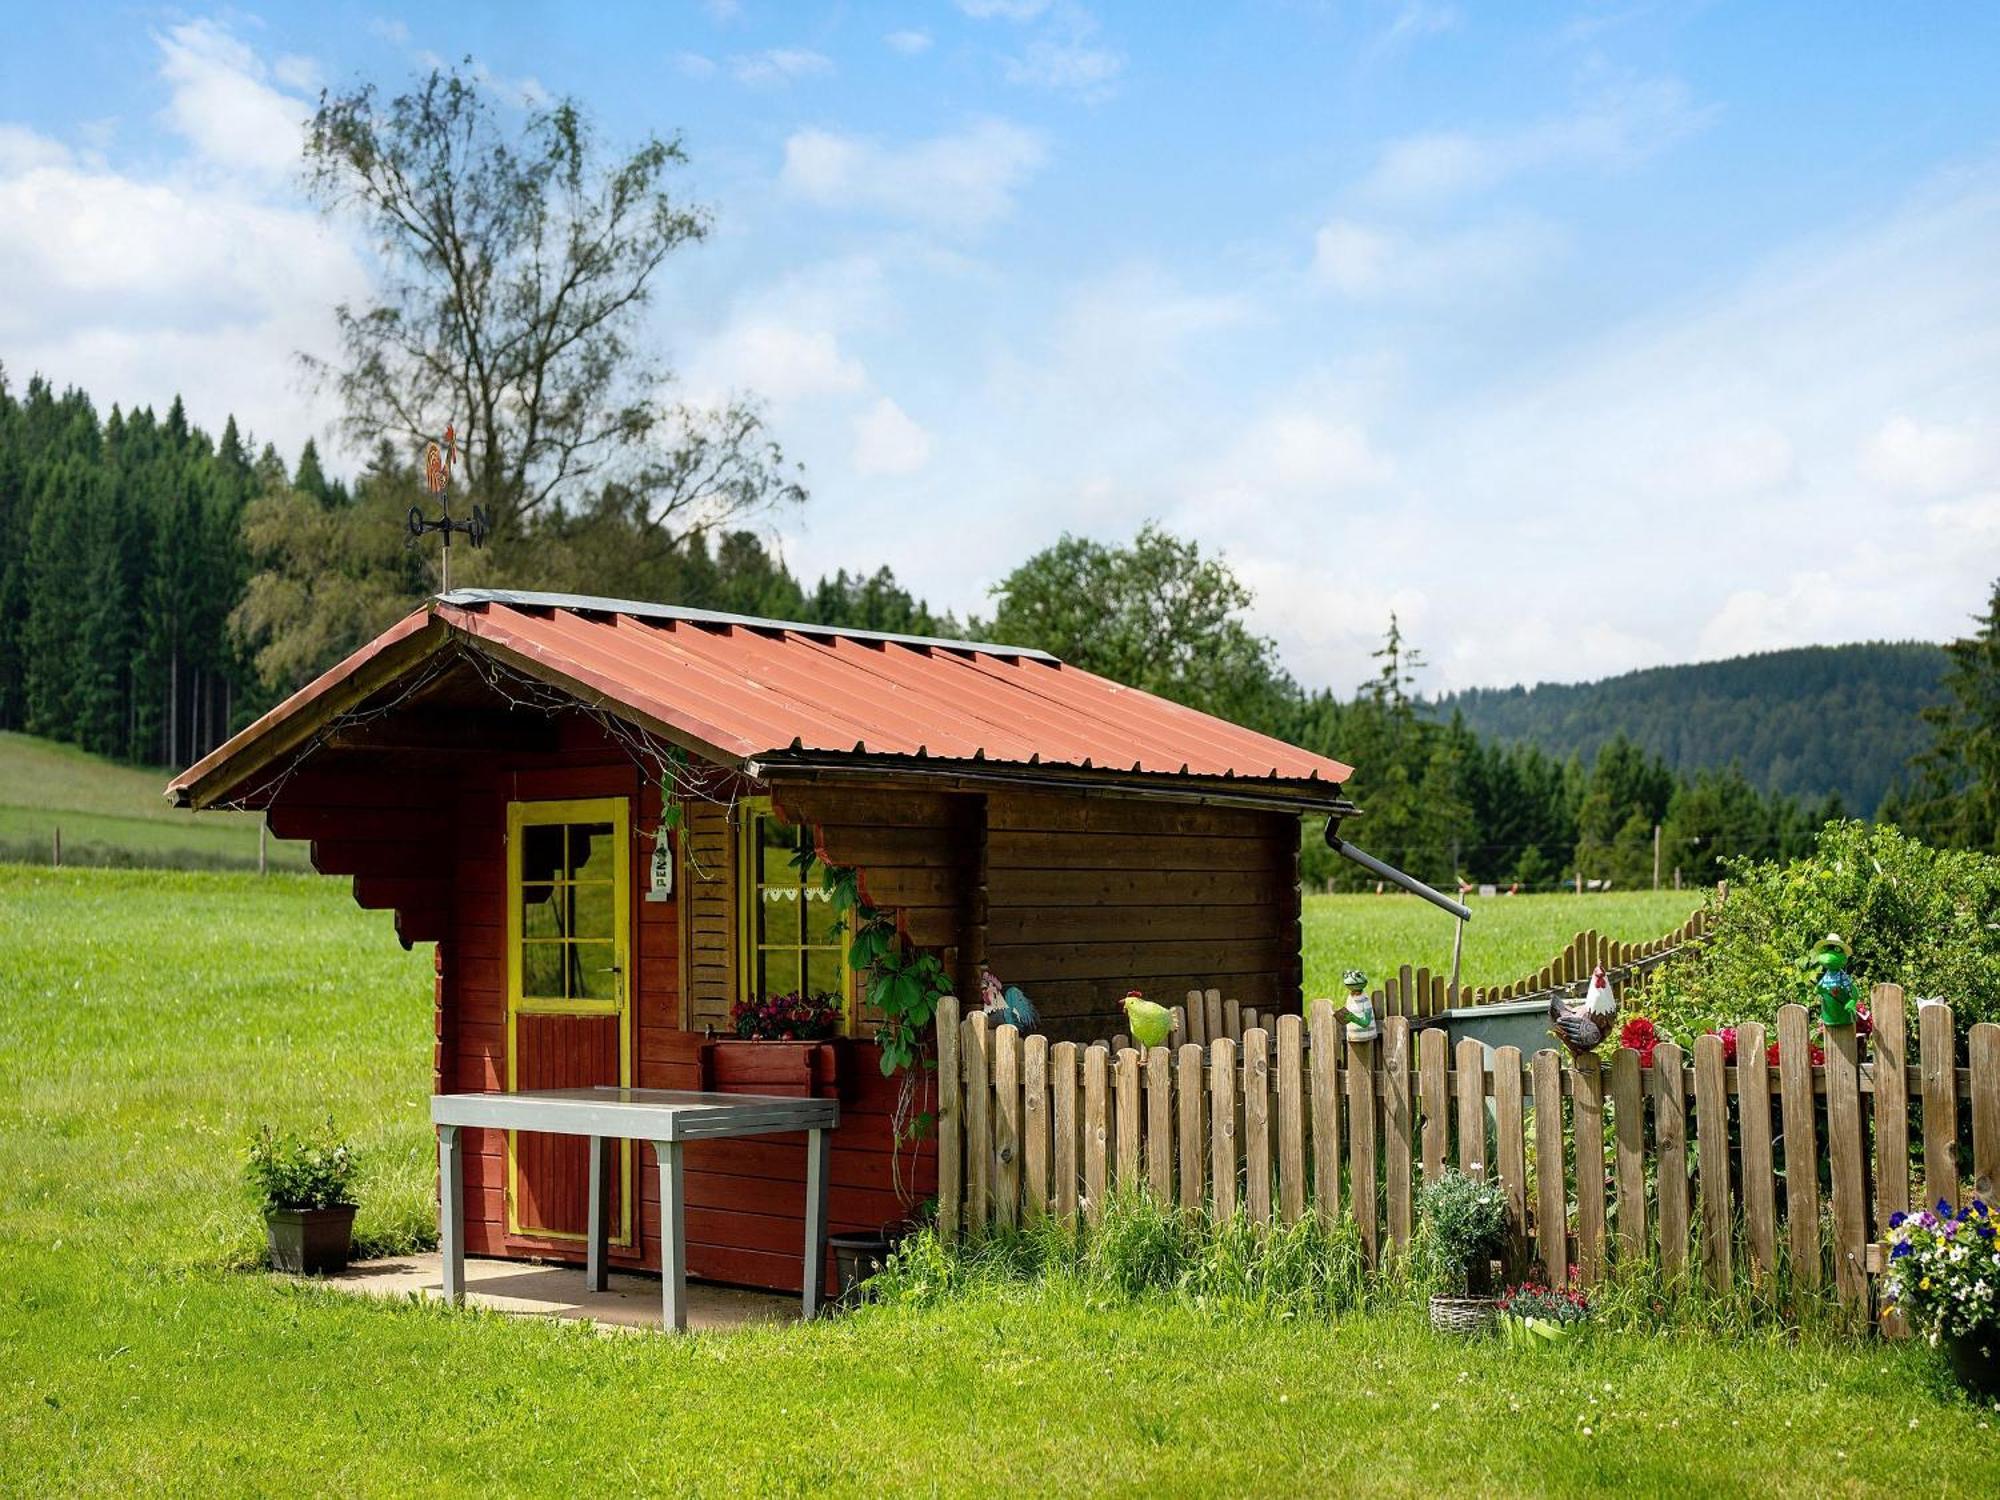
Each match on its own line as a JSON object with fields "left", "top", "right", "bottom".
{"left": 406, "top": 422, "right": 488, "bottom": 592}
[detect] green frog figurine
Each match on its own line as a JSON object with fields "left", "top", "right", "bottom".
{"left": 1342, "top": 968, "right": 1378, "bottom": 1043}
{"left": 1813, "top": 933, "right": 1859, "bottom": 1027}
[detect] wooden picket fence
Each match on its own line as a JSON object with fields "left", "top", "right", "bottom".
{"left": 935, "top": 988, "right": 2000, "bottom": 1321}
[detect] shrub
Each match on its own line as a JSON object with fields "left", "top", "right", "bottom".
{"left": 1413, "top": 1169, "right": 1509, "bottom": 1296}
{"left": 1652, "top": 820, "right": 2000, "bottom": 1037}
{"left": 245, "top": 1121, "right": 357, "bottom": 1212}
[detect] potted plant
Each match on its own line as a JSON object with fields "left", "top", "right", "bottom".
{"left": 1882, "top": 1197, "right": 2000, "bottom": 1398}
{"left": 1416, "top": 1168, "right": 1510, "bottom": 1335}
{"left": 702, "top": 991, "right": 845, "bottom": 1097}
{"left": 1497, "top": 1276, "right": 1592, "bottom": 1348}
{"left": 246, "top": 1121, "right": 358, "bottom": 1275}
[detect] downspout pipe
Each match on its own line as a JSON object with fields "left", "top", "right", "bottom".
{"left": 1324, "top": 817, "right": 1472, "bottom": 923}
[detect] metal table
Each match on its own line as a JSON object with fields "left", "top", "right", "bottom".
{"left": 431, "top": 1086, "right": 839, "bottom": 1332}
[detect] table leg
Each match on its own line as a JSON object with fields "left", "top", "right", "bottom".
{"left": 438, "top": 1124, "right": 464, "bottom": 1305}
{"left": 656, "top": 1140, "right": 687, "bottom": 1333}
{"left": 802, "top": 1125, "right": 831, "bottom": 1319}
{"left": 586, "top": 1134, "right": 610, "bottom": 1293}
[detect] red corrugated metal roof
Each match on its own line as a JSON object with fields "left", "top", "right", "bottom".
{"left": 170, "top": 590, "right": 1353, "bottom": 803}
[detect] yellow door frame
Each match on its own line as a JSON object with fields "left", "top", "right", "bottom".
{"left": 505, "top": 795, "right": 634, "bottom": 1244}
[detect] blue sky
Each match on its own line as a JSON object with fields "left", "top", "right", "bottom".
{"left": 4, "top": 3, "right": 1999, "bottom": 694}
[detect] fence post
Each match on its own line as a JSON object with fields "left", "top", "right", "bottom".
{"left": 1455, "top": 1037, "right": 1485, "bottom": 1179}
{"left": 1177, "top": 1041, "right": 1206, "bottom": 1217}
{"left": 1348, "top": 1033, "right": 1379, "bottom": 1263}
{"left": 1532, "top": 1048, "right": 1567, "bottom": 1286}
{"left": 1692, "top": 1033, "right": 1732, "bottom": 1293}
{"left": 1493, "top": 1045, "right": 1527, "bottom": 1278}
{"left": 1082, "top": 1044, "right": 1109, "bottom": 1223}
{"left": 1920, "top": 1002, "right": 1959, "bottom": 1208}
{"left": 1276, "top": 1015, "right": 1306, "bottom": 1227}
{"left": 964, "top": 1011, "right": 991, "bottom": 1240}
{"left": 1653, "top": 1041, "right": 1689, "bottom": 1280}
{"left": 1970, "top": 1021, "right": 2000, "bottom": 1201}
{"left": 1610, "top": 1046, "right": 1645, "bottom": 1264}
{"left": 1210, "top": 1037, "right": 1238, "bottom": 1221}
{"left": 936, "top": 995, "right": 962, "bottom": 1243}
{"left": 1825, "top": 1020, "right": 1868, "bottom": 1310}
{"left": 1572, "top": 1051, "right": 1606, "bottom": 1284}
{"left": 1022, "top": 1031, "right": 1049, "bottom": 1223}
{"left": 1776, "top": 1004, "right": 1820, "bottom": 1291}
{"left": 1243, "top": 1028, "right": 1272, "bottom": 1223}
{"left": 1418, "top": 1027, "right": 1449, "bottom": 1187}
{"left": 1872, "top": 985, "right": 1910, "bottom": 1232}
{"left": 993, "top": 1024, "right": 1022, "bottom": 1230}
{"left": 1146, "top": 1045, "right": 1174, "bottom": 1203}
{"left": 1051, "top": 1041, "right": 1079, "bottom": 1222}
{"left": 1114, "top": 1048, "right": 1142, "bottom": 1189}
{"left": 1309, "top": 1000, "right": 1342, "bottom": 1223}
{"left": 1736, "top": 1021, "right": 1777, "bottom": 1285}
{"left": 1383, "top": 1017, "right": 1414, "bottom": 1250}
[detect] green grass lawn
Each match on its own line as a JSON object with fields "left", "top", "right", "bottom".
{"left": 1301, "top": 888, "right": 1701, "bottom": 997}
{"left": 2, "top": 866, "right": 1990, "bottom": 1496}
{"left": 0, "top": 730, "right": 312, "bottom": 872}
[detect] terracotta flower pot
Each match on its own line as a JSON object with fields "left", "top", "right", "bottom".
{"left": 265, "top": 1205, "right": 356, "bottom": 1275}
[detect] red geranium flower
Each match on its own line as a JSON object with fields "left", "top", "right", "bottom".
{"left": 1712, "top": 1025, "right": 1738, "bottom": 1064}
{"left": 1618, "top": 1015, "right": 1660, "bottom": 1067}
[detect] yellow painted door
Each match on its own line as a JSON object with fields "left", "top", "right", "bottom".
{"left": 505, "top": 797, "right": 632, "bottom": 1242}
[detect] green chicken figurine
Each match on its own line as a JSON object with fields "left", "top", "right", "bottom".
{"left": 1812, "top": 933, "right": 1859, "bottom": 1027}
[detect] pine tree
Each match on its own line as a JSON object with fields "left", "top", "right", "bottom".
{"left": 1903, "top": 580, "right": 2000, "bottom": 852}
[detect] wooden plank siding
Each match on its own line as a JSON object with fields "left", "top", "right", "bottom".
{"left": 982, "top": 792, "right": 1302, "bottom": 1041}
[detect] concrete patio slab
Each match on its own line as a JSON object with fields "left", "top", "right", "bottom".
{"left": 315, "top": 1254, "right": 797, "bottom": 1333}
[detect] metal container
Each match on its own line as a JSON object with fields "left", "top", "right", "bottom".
{"left": 1436, "top": 997, "right": 1558, "bottom": 1061}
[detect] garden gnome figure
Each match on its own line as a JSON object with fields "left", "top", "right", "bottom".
{"left": 1342, "top": 969, "right": 1378, "bottom": 1043}
{"left": 1813, "top": 933, "right": 1859, "bottom": 1027}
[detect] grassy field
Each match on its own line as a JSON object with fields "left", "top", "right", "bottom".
{"left": 2, "top": 864, "right": 1992, "bottom": 1495}
{"left": 0, "top": 731, "right": 311, "bottom": 872}
{"left": 1300, "top": 888, "right": 1700, "bottom": 997}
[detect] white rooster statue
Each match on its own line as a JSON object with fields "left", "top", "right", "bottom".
{"left": 1548, "top": 963, "right": 1619, "bottom": 1056}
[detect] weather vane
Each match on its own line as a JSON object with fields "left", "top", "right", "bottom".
{"left": 406, "top": 421, "right": 488, "bottom": 592}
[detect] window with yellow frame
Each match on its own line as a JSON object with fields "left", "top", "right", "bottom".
{"left": 737, "top": 799, "right": 852, "bottom": 1033}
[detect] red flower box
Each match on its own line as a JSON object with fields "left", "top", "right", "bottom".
{"left": 699, "top": 1038, "right": 841, "bottom": 1099}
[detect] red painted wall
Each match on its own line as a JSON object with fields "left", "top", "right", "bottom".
{"left": 435, "top": 727, "right": 935, "bottom": 1292}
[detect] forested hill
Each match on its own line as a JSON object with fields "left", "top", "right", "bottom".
{"left": 1429, "top": 643, "right": 1948, "bottom": 814}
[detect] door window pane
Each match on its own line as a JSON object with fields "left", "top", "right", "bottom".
{"left": 569, "top": 880, "right": 613, "bottom": 940}
{"left": 522, "top": 942, "right": 565, "bottom": 1000}
{"left": 758, "top": 946, "right": 800, "bottom": 1000}
{"left": 572, "top": 941, "right": 619, "bottom": 1000}
{"left": 522, "top": 885, "right": 562, "bottom": 939}
{"left": 569, "top": 822, "right": 615, "bottom": 879}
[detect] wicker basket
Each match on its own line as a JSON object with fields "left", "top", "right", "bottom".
{"left": 1429, "top": 1295, "right": 1498, "bottom": 1336}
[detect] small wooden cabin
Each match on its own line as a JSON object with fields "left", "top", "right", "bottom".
{"left": 170, "top": 590, "right": 1354, "bottom": 1293}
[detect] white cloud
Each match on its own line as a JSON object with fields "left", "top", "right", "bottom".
{"left": 1312, "top": 214, "right": 1563, "bottom": 300}
{"left": 1375, "top": 2, "right": 1461, "bottom": 55}
{"left": 1003, "top": 37, "right": 1124, "bottom": 97}
{"left": 675, "top": 51, "right": 718, "bottom": 80}
{"left": 780, "top": 119, "right": 1046, "bottom": 234}
{"left": 731, "top": 49, "right": 833, "bottom": 86}
{"left": 367, "top": 18, "right": 411, "bottom": 46}
{"left": 957, "top": 0, "right": 1054, "bottom": 19}
{"left": 1861, "top": 415, "right": 1995, "bottom": 496}
{"left": 154, "top": 19, "right": 311, "bottom": 176}
{"left": 852, "top": 396, "right": 933, "bottom": 475}
{"left": 0, "top": 124, "right": 71, "bottom": 172}
{"left": 0, "top": 123, "right": 367, "bottom": 460}
{"left": 885, "top": 30, "right": 934, "bottom": 56}
{"left": 685, "top": 319, "right": 866, "bottom": 410}
{"left": 1362, "top": 76, "right": 1713, "bottom": 205}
